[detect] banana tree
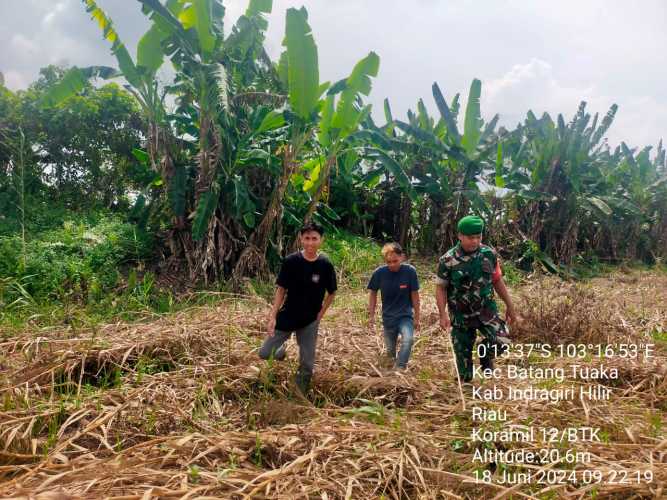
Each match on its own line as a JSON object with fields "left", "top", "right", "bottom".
{"left": 498, "top": 102, "right": 622, "bottom": 264}
{"left": 44, "top": 0, "right": 176, "bottom": 222}
{"left": 345, "top": 98, "right": 443, "bottom": 249}
{"left": 431, "top": 79, "right": 500, "bottom": 230}
{"left": 600, "top": 141, "right": 667, "bottom": 261}
{"left": 47, "top": 0, "right": 226, "bottom": 277}
{"left": 368, "top": 79, "right": 498, "bottom": 251}
{"left": 379, "top": 100, "right": 444, "bottom": 248}
{"left": 52, "top": 0, "right": 286, "bottom": 281}
{"left": 648, "top": 142, "right": 667, "bottom": 259}
{"left": 233, "top": 6, "right": 330, "bottom": 278}
{"left": 89, "top": 0, "right": 172, "bottom": 177}
{"left": 137, "top": 0, "right": 285, "bottom": 281}
{"left": 138, "top": 0, "right": 229, "bottom": 209}
{"left": 300, "top": 51, "right": 380, "bottom": 224}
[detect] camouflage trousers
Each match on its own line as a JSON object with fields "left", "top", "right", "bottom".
{"left": 450, "top": 316, "right": 507, "bottom": 382}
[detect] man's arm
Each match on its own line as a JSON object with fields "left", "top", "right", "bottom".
{"left": 411, "top": 290, "right": 421, "bottom": 331}
{"left": 266, "top": 286, "right": 286, "bottom": 336}
{"left": 368, "top": 290, "right": 378, "bottom": 330}
{"left": 317, "top": 291, "right": 336, "bottom": 321}
{"left": 435, "top": 284, "right": 450, "bottom": 331}
{"left": 493, "top": 277, "right": 517, "bottom": 325}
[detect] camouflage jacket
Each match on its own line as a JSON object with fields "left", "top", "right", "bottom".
{"left": 436, "top": 243, "right": 499, "bottom": 327}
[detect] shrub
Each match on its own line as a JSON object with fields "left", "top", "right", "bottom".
{"left": 321, "top": 231, "right": 381, "bottom": 286}
{"left": 0, "top": 216, "right": 153, "bottom": 304}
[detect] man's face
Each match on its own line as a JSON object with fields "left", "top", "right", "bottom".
{"left": 300, "top": 230, "right": 322, "bottom": 253}
{"left": 384, "top": 252, "right": 403, "bottom": 272}
{"left": 459, "top": 233, "right": 482, "bottom": 252}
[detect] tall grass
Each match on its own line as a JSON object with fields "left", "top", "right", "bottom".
{"left": 0, "top": 216, "right": 156, "bottom": 330}
{"left": 0, "top": 127, "right": 29, "bottom": 267}
{"left": 322, "top": 230, "right": 381, "bottom": 287}
{"left": 0, "top": 228, "right": 384, "bottom": 331}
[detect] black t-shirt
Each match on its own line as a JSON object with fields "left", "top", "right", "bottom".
{"left": 275, "top": 251, "right": 337, "bottom": 331}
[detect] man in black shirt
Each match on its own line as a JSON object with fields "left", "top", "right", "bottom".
{"left": 258, "top": 223, "right": 337, "bottom": 394}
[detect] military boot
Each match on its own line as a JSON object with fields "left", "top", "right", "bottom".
{"left": 480, "top": 355, "right": 495, "bottom": 377}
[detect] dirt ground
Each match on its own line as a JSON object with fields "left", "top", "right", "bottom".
{"left": 0, "top": 268, "right": 665, "bottom": 498}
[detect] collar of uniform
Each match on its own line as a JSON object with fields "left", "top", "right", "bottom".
{"left": 454, "top": 242, "right": 481, "bottom": 261}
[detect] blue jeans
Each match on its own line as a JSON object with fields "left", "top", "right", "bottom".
{"left": 383, "top": 317, "right": 414, "bottom": 368}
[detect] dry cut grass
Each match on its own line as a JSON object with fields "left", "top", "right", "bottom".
{"left": 0, "top": 271, "right": 665, "bottom": 498}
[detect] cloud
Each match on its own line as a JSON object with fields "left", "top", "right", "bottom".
{"left": 485, "top": 58, "right": 606, "bottom": 130}
{"left": 42, "top": 1, "right": 67, "bottom": 26}
{"left": 0, "top": 0, "right": 148, "bottom": 90}
{"left": 3, "top": 70, "right": 29, "bottom": 90}
{"left": 484, "top": 58, "right": 665, "bottom": 148}
{"left": 609, "top": 95, "right": 667, "bottom": 150}
{"left": 486, "top": 59, "right": 595, "bottom": 111}
{"left": 0, "top": 0, "right": 664, "bottom": 149}
{"left": 10, "top": 34, "right": 40, "bottom": 56}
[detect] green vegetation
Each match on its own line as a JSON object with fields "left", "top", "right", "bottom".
{"left": 0, "top": 0, "right": 665, "bottom": 331}
{"left": 0, "top": 216, "right": 152, "bottom": 326}
{"left": 322, "top": 230, "right": 381, "bottom": 285}
{"left": 0, "top": 219, "right": 380, "bottom": 331}
{"left": 0, "top": 216, "right": 152, "bottom": 300}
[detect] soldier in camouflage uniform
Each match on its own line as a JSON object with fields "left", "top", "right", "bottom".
{"left": 435, "top": 216, "right": 517, "bottom": 382}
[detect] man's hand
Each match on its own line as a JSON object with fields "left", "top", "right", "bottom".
{"left": 266, "top": 316, "right": 276, "bottom": 337}
{"left": 505, "top": 307, "right": 518, "bottom": 326}
{"left": 267, "top": 286, "right": 285, "bottom": 337}
{"left": 439, "top": 314, "right": 451, "bottom": 332}
{"left": 318, "top": 292, "right": 335, "bottom": 323}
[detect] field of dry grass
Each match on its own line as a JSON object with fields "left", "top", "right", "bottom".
{"left": 0, "top": 267, "right": 665, "bottom": 499}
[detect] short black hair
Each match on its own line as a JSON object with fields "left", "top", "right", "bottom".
{"left": 299, "top": 222, "right": 324, "bottom": 236}
{"left": 382, "top": 242, "right": 404, "bottom": 257}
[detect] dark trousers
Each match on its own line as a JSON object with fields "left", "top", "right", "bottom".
{"left": 451, "top": 319, "right": 499, "bottom": 382}
{"left": 258, "top": 319, "right": 319, "bottom": 391}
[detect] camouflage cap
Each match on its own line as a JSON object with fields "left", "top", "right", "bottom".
{"left": 457, "top": 215, "right": 484, "bottom": 235}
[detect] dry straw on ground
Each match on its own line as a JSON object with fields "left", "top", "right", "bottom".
{"left": 0, "top": 271, "right": 665, "bottom": 498}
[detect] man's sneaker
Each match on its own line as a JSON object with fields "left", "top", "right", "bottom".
{"left": 380, "top": 355, "right": 396, "bottom": 370}
{"left": 294, "top": 371, "right": 311, "bottom": 395}
{"left": 480, "top": 357, "right": 495, "bottom": 376}
{"left": 273, "top": 345, "right": 287, "bottom": 361}
{"left": 289, "top": 379, "right": 311, "bottom": 404}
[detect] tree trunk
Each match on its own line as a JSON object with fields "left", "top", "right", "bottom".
{"left": 194, "top": 117, "right": 220, "bottom": 201}
{"left": 233, "top": 144, "right": 297, "bottom": 281}
{"left": 398, "top": 194, "right": 411, "bottom": 250}
{"left": 163, "top": 114, "right": 231, "bottom": 284}
{"left": 303, "top": 154, "right": 336, "bottom": 224}
{"left": 251, "top": 144, "right": 295, "bottom": 253}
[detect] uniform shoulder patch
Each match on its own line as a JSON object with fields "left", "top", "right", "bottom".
{"left": 479, "top": 245, "right": 497, "bottom": 258}
{"left": 441, "top": 253, "right": 456, "bottom": 267}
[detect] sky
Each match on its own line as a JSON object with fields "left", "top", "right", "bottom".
{"left": 1, "top": 0, "right": 666, "bottom": 149}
